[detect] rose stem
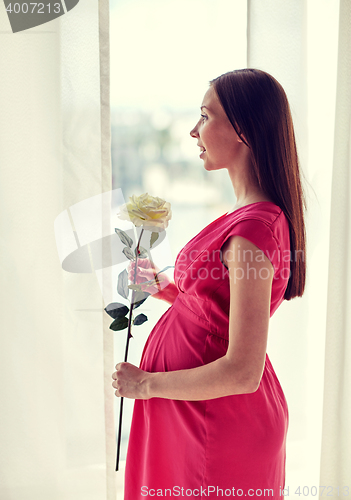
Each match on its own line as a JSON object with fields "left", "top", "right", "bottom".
{"left": 116, "top": 228, "right": 144, "bottom": 472}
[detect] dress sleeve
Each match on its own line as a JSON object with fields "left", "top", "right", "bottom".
{"left": 221, "top": 218, "right": 280, "bottom": 274}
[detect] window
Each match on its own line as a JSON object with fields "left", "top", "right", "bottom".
{"left": 110, "top": 1, "right": 247, "bottom": 492}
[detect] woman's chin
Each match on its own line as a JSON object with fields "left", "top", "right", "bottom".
{"left": 202, "top": 158, "right": 211, "bottom": 170}
{"left": 203, "top": 160, "right": 217, "bottom": 171}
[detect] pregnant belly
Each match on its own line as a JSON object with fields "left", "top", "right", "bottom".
{"left": 140, "top": 303, "right": 218, "bottom": 373}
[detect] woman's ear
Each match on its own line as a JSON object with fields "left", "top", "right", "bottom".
{"left": 237, "top": 132, "right": 248, "bottom": 144}
{"left": 234, "top": 123, "right": 249, "bottom": 147}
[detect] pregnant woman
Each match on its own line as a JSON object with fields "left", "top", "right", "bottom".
{"left": 112, "top": 68, "right": 306, "bottom": 499}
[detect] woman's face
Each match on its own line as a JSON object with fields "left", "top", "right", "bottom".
{"left": 190, "top": 86, "right": 244, "bottom": 172}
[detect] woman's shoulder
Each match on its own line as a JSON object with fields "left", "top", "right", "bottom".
{"left": 221, "top": 201, "right": 287, "bottom": 240}
{"left": 226, "top": 201, "right": 284, "bottom": 226}
{"left": 220, "top": 202, "right": 290, "bottom": 267}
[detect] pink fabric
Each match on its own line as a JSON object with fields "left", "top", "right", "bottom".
{"left": 124, "top": 202, "right": 290, "bottom": 499}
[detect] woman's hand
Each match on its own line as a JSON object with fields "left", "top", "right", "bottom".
{"left": 128, "top": 258, "right": 172, "bottom": 296}
{"left": 112, "top": 362, "right": 153, "bottom": 399}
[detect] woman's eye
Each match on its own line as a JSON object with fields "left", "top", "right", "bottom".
{"left": 200, "top": 114, "right": 207, "bottom": 121}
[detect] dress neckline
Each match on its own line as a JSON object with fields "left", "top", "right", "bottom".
{"left": 225, "top": 201, "right": 280, "bottom": 216}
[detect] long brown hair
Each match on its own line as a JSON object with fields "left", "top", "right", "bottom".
{"left": 211, "top": 69, "right": 306, "bottom": 300}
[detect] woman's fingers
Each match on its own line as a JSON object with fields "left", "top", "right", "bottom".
{"left": 128, "top": 267, "right": 153, "bottom": 284}
{"left": 130, "top": 258, "right": 153, "bottom": 270}
{"left": 128, "top": 260, "right": 158, "bottom": 282}
{"left": 126, "top": 258, "right": 170, "bottom": 294}
{"left": 111, "top": 362, "right": 150, "bottom": 399}
{"left": 137, "top": 258, "right": 153, "bottom": 268}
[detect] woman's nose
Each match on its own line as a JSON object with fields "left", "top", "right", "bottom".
{"left": 190, "top": 123, "right": 198, "bottom": 138}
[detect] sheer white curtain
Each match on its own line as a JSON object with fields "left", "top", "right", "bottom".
{"left": 248, "top": 2, "right": 313, "bottom": 488}
{"left": 0, "top": 1, "right": 115, "bottom": 499}
{"left": 320, "top": 0, "right": 351, "bottom": 488}
{"left": 248, "top": 0, "right": 351, "bottom": 492}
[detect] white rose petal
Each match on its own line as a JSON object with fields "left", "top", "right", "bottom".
{"left": 117, "top": 193, "right": 172, "bottom": 232}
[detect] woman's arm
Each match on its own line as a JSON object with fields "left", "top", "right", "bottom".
{"left": 152, "top": 282, "right": 179, "bottom": 305}
{"left": 113, "top": 236, "right": 273, "bottom": 400}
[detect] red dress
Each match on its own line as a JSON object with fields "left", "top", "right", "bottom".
{"left": 124, "top": 202, "right": 290, "bottom": 499}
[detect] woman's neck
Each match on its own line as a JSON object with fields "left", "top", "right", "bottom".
{"left": 227, "top": 166, "right": 274, "bottom": 211}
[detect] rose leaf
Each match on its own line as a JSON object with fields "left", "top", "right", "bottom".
{"left": 150, "top": 232, "right": 159, "bottom": 248}
{"left": 109, "top": 316, "right": 129, "bottom": 331}
{"left": 115, "top": 228, "right": 134, "bottom": 248}
{"left": 104, "top": 302, "right": 129, "bottom": 319}
{"left": 123, "top": 247, "right": 135, "bottom": 261}
{"left": 117, "top": 269, "right": 129, "bottom": 299}
{"left": 133, "top": 313, "right": 148, "bottom": 326}
{"left": 132, "top": 291, "right": 150, "bottom": 308}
